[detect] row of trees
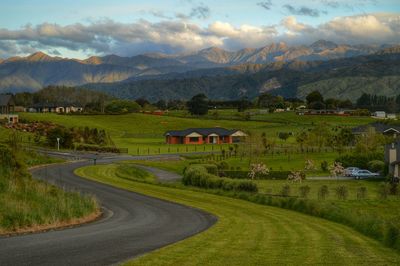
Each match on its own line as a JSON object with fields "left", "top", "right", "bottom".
{"left": 356, "top": 93, "right": 400, "bottom": 112}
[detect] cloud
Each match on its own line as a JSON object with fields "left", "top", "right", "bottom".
{"left": 280, "top": 13, "right": 400, "bottom": 45}
{"left": 283, "top": 5, "right": 326, "bottom": 17}
{"left": 257, "top": 1, "right": 273, "bottom": 10}
{"left": 0, "top": 13, "right": 399, "bottom": 58}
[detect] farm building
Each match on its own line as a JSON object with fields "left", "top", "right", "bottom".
{"left": 0, "top": 94, "right": 19, "bottom": 124}
{"left": 372, "top": 111, "right": 386, "bottom": 119}
{"left": 165, "top": 128, "right": 247, "bottom": 144}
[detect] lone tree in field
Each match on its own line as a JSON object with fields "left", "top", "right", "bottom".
{"left": 187, "top": 93, "right": 209, "bottom": 115}
{"left": 278, "top": 132, "right": 290, "bottom": 142}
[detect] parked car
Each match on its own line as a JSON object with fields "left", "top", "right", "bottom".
{"left": 344, "top": 167, "right": 360, "bottom": 177}
{"left": 352, "top": 169, "right": 380, "bottom": 179}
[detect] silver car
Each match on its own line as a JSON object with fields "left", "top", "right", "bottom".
{"left": 353, "top": 169, "right": 380, "bottom": 179}
{"left": 344, "top": 167, "right": 360, "bottom": 177}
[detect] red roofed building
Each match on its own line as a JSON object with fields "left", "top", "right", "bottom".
{"left": 165, "top": 128, "right": 247, "bottom": 145}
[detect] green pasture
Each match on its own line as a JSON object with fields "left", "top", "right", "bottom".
{"left": 19, "top": 112, "right": 372, "bottom": 155}
{"left": 75, "top": 163, "right": 400, "bottom": 265}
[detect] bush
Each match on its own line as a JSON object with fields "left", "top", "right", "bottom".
{"left": 336, "top": 152, "right": 384, "bottom": 169}
{"left": 105, "top": 100, "right": 141, "bottom": 114}
{"left": 318, "top": 185, "right": 329, "bottom": 200}
{"left": 183, "top": 165, "right": 258, "bottom": 193}
{"left": 280, "top": 185, "right": 291, "bottom": 197}
{"left": 299, "top": 186, "right": 311, "bottom": 198}
{"left": 367, "top": 160, "right": 385, "bottom": 173}
{"left": 321, "top": 161, "right": 328, "bottom": 172}
{"left": 335, "top": 185, "right": 348, "bottom": 200}
{"left": 357, "top": 187, "right": 367, "bottom": 200}
{"left": 196, "top": 164, "right": 218, "bottom": 175}
{"left": 223, "top": 170, "right": 291, "bottom": 180}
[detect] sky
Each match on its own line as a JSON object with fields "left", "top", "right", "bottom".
{"left": 0, "top": 0, "right": 399, "bottom": 59}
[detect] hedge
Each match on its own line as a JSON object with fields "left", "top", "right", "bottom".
{"left": 336, "top": 152, "right": 384, "bottom": 169}
{"left": 222, "top": 170, "right": 292, "bottom": 180}
{"left": 75, "top": 144, "right": 122, "bottom": 153}
{"left": 182, "top": 165, "right": 258, "bottom": 193}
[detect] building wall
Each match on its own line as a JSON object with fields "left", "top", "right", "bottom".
{"left": 166, "top": 135, "right": 236, "bottom": 144}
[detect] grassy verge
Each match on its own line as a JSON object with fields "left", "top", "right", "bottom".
{"left": 75, "top": 164, "right": 400, "bottom": 265}
{"left": 0, "top": 143, "right": 99, "bottom": 234}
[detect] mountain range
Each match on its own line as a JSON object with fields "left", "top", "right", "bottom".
{"left": 0, "top": 40, "right": 398, "bottom": 101}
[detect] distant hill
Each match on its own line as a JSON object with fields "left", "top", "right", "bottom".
{"left": 83, "top": 53, "right": 400, "bottom": 102}
{"left": 0, "top": 40, "right": 390, "bottom": 94}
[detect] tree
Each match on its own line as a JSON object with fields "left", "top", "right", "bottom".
{"left": 187, "top": 94, "right": 209, "bottom": 115}
{"left": 238, "top": 96, "right": 251, "bottom": 112}
{"left": 46, "top": 127, "right": 74, "bottom": 149}
{"left": 155, "top": 100, "right": 167, "bottom": 110}
{"left": 306, "top": 91, "right": 323, "bottom": 105}
{"left": 278, "top": 132, "right": 290, "bottom": 142}
{"left": 248, "top": 163, "right": 269, "bottom": 180}
{"left": 337, "top": 128, "right": 355, "bottom": 146}
{"left": 296, "top": 131, "right": 308, "bottom": 150}
{"left": 309, "top": 101, "right": 325, "bottom": 110}
{"left": 135, "top": 98, "right": 150, "bottom": 107}
{"left": 105, "top": 100, "right": 141, "bottom": 114}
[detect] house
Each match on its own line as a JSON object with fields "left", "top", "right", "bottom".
{"left": 0, "top": 94, "right": 18, "bottom": 124}
{"left": 385, "top": 141, "right": 400, "bottom": 178}
{"left": 352, "top": 122, "right": 400, "bottom": 138}
{"left": 372, "top": 111, "right": 386, "bottom": 119}
{"left": 0, "top": 94, "right": 15, "bottom": 114}
{"left": 165, "top": 128, "right": 247, "bottom": 144}
{"left": 29, "top": 103, "right": 83, "bottom": 113}
{"left": 387, "top": 113, "right": 397, "bottom": 120}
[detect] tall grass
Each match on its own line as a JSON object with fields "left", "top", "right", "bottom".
{"left": 0, "top": 143, "right": 98, "bottom": 234}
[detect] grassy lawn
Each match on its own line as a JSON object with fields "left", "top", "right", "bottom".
{"left": 75, "top": 164, "right": 400, "bottom": 265}
{"left": 20, "top": 112, "right": 372, "bottom": 154}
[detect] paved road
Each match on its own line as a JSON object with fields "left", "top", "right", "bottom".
{"left": 0, "top": 157, "right": 217, "bottom": 266}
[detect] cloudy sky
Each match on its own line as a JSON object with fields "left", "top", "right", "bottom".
{"left": 0, "top": 0, "right": 399, "bottom": 58}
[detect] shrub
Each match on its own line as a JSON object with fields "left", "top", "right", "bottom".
{"left": 321, "top": 161, "right": 328, "bottom": 172}
{"left": 75, "top": 144, "right": 121, "bottom": 153}
{"left": 183, "top": 165, "right": 258, "bottom": 193}
{"left": 299, "top": 186, "right": 311, "bottom": 198}
{"left": 378, "top": 183, "right": 391, "bottom": 199}
{"left": 318, "top": 185, "right": 329, "bottom": 200}
{"left": 223, "top": 170, "right": 291, "bottom": 180}
{"left": 336, "top": 152, "right": 384, "bottom": 169}
{"left": 335, "top": 185, "right": 348, "bottom": 200}
{"left": 357, "top": 187, "right": 367, "bottom": 200}
{"left": 367, "top": 160, "right": 385, "bottom": 173}
{"left": 280, "top": 185, "right": 291, "bottom": 197}
{"left": 196, "top": 164, "right": 218, "bottom": 175}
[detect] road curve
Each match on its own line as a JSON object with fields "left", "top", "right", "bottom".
{"left": 0, "top": 158, "right": 217, "bottom": 266}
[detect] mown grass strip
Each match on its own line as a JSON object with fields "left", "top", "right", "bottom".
{"left": 76, "top": 165, "right": 400, "bottom": 265}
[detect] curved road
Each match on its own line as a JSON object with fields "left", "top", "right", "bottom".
{"left": 0, "top": 156, "right": 217, "bottom": 266}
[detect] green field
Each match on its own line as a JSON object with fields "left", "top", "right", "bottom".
{"left": 75, "top": 163, "right": 400, "bottom": 265}
{"left": 20, "top": 111, "right": 372, "bottom": 149}
{"left": 18, "top": 112, "right": 373, "bottom": 175}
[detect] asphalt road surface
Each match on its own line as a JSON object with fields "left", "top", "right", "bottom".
{"left": 0, "top": 156, "right": 217, "bottom": 266}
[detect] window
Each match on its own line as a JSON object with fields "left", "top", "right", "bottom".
{"left": 189, "top": 137, "right": 199, "bottom": 142}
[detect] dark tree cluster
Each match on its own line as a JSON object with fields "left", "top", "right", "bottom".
{"left": 306, "top": 90, "right": 353, "bottom": 110}
{"left": 356, "top": 93, "right": 400, "bottom": 112}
